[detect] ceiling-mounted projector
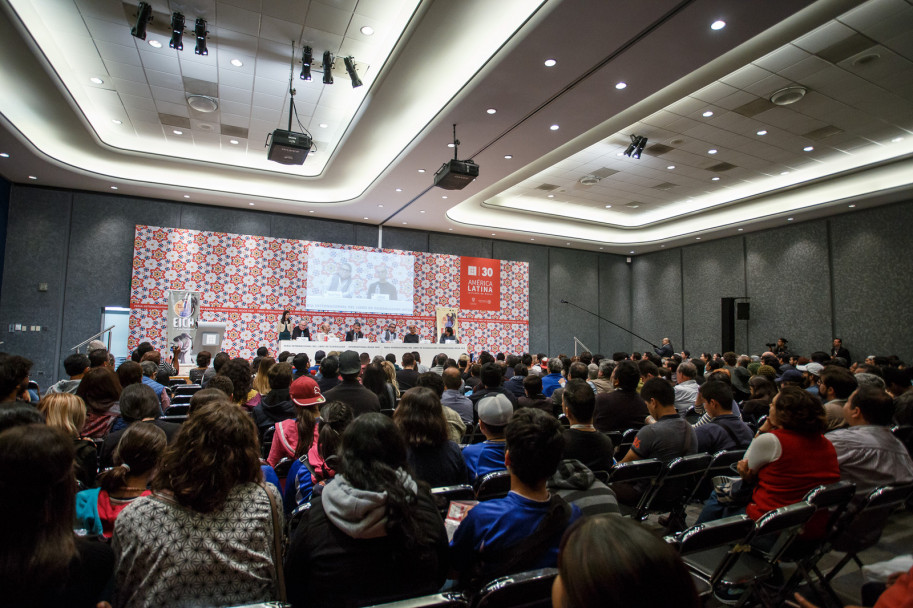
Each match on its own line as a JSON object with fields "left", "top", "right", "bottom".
{"left": 433, "top": 124, "right": 479, "bottom": 190}
{"left": 268, "top": 129, "right": 312, "bottom": 165}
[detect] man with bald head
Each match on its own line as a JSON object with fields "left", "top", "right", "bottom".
{"left": 654, "top": 338, "right": 673, "bottom": 358}
{"left": 441, "top": 366, "right": 473, "bottom": 425}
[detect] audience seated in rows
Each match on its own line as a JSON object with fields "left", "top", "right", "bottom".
{"left": 394, "top": 387, "right": 468, "bottom": 487}
{"left": 594, "top": 360, "right": 648, "bottom": 432}
{"left": 462, "top": 393, "right": 512, "bottom": 484}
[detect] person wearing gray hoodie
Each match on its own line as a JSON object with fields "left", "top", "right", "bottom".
{"left": 46, "top": 353, "right": 90, "bottom": 395}
{"left": 285, "top": 413, "right": 448, "bottom": 608}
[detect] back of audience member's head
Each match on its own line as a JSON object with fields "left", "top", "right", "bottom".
{"left": 394, "top": 387, "right": 448, "bottom": 448}
{"left": 98, "top": 423, "right": 167, "bottom": 494}
{"left": 563, "top": 379, "right": 596, "bottom": 423}
{"left": 587, "top": 363, "right": 598, "bottom": 380}
{"left": 849, "top": 386, "right": 895, "bottom": 426}
{"left": 204, "top": 376, "right": 235, "bottom": 401}
{"left": 699, "top": 381, "right": 733, "bottom": 412}
{"left": 194, "top": 350, "right": 212, "bottom": 369}
{"left": 881, "top": 367, "right": 910, "bottom": 393}
{"left": 189, "top": 387, "right": 232, "bottom": 415}
{"left": 401, "top": 352, "right": 415, "bottom": 368}
{"left": 505, "top": 408, "right": 564, "bottom": 487}
{"left": 677, "top": 361, "right": 697, "bottom": 380}
{"left": 524, "top": 374, "right": 543, "bottom": 397}
{"left": 0, "top": 424, "right": 78, "bottom": 605}
{"left": 514, "top": 363, "right": 529, "bottom": 378}
{"left": 141, "top": 351, "right": 162, "bottom": 366}
{"left": 38, "top": 393, "right": 86, "bottom": 438}
{"left": 722, "top": 352, "right": 737, "bottom": 367}
{"left": 386, "top": 353, "right": 398, "bottom": 366}
{"left": 140, "top": 360, "right": 158, "bottom": 379}
{"left": 854, "top": 372, "right": 886, "bottom": 390}
{"left": 556, "top": 515, "right": 700, "bottom": 608}
{"left": 470, "top": 363, "right": 481, "bottom": 377}
{"left": 637, "top": 360, "right": 659, "bottom": 379}
{"left": 443, "top": 367, "right": 462, "bottom": 390}
{"left": 268, "top": 362, "right": 293, "bottom": 391}
{"left": 854, "top": 363, "right": 882, "bottom": 377}
{"left": 119, "top": 383, "right": 161, "bottom": 422}
{"left": 568, "top": 361, "right": 588, "bottom": 381}
{"left": 819, "top": 366, "right": 858, "bottom": 400}
{"left": 0, "top": 354, "right": 32, "bottom": 399}
{"left": 612, "top": 352, "right": 629, "bottom": 362}
{"left": 63, "top": 353, "right": 90, "bottom": 377}
{"left": 613, "top": 360, "right": 641, "bottom": 392}
{"left": 640, "top": 377, "right": 675, "bottom": 407}
{"left": 480, "top": 362, "right": 503, "bottom": 389}
{"left": 415, "top": 371, "right": 445, "bottom": 398}
{"left": 88, "top": 348, "right": 109, "bottom": 368}
{"left": 361, "top": 363, "right": 387, "bottom": 396}
{"left": 599, "top": 359, "right": 615, "bottom": 378}
{"left": 706, "top": 368, "right": 732, "bottom": 387}
{"left": 153, "top": 401, "right": 260, "bottom": 513}
{"left": 773, "top": 386, "right": 826, "bottom": 434}
{"left": 131, "top": 341, "right": 153, "bottom": 362}
{"left": 810, "top": 351, "right": 831, "bottom": 364}
{"left": 757, "top": 365, "right": 777, "bottom": 382}
{"left": 222, "top": 358, "right": 253, "bottom": 402}
{"left": 894, "top": 391, "right": 913, "bottom": 426}
{"left": 320, "top": 355, "right": 339, "bottom": 379}
{"left": 748, "top": 375, "right": 777, "bottom": 403}
{"left": 75, "top": 367, "right": 123, "bottom": 412}
{"left": 0, "top": 401, "right": 44, "bottom": 433}
{"left": 548, "top": 358, "right": 564, "bottom": 375}
{"left": 256, "top": 346, "right": 269, "bottom": 358}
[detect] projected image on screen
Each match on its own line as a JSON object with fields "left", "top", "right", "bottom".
{"left": 305, "top": 246, "right": 415, "bottom": 315}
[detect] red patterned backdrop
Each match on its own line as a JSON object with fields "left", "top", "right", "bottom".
{"left": 129, "top": 225, "right": 529, "bottom": 359}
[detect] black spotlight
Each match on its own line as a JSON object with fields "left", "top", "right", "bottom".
{"left": 300, "top": 46, "right": 312, "bottom": 81}
{"left": 194, "top": 18, "right": 208, "bottom": 55}
{"left": 169, "top": 12, "right": 185, "bottom": 50}
{"left": 633, "top": 136, "right": 648, "bottom": 159}
{"left": 343, "top": 56, "right": 362, "bottom": 88}
{"left": 322, "top": 51, "right": 334, "bottom": 85}
{"left": 131, "top": 2, "right": 152, "bottom": 40}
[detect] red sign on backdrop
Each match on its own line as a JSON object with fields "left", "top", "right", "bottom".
{"left": 460, "top": 256, "right": 500, "bottom": 311}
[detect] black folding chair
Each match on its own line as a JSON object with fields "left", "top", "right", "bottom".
{"left": 169, "top": 394, "right": 193, "bottom": 406}
{"left": 380, "top": 408, "right": 395, "bottom": 418}
{"left": 173, "top": 383, "right": 202, "bottom": 397}
{"left": 603, "top": 430, "right": 622, "bottom": 447}
{"left": 668, "top": 514, "right": 756, "bottom": 600}
{"left": 685, "top": 449, "right": 747, "bottom": 504}
{"left": 614, "top": 427, "right": 639, "bottom": 459}
{"left": 892, "top": 425, "right": 913, "bottom": 454}
{"left": 364, "top": 593, "right": 467, "bottom": 608}
{"left": 159, "top": 414, "right": 188, "bottom": 424}
{"left": 261, "top": 426, "right": 275, "bottom": 459}
{"left": 163, "top": 404, "right": 190, "bottom": 416}
{"left": 607, "top": 458, "right": 664, "bottom": 516}
{"left": 471, "top": 568, "right": 558, "bottom": 608}
{"left": 634, "top": 453, "right": 713, "bottom": 526}
{"left": 475, "top": 470, "right": 511, "bottom": 501}
{"left": 431, "top": 484, "right": 476, "bottom": 517}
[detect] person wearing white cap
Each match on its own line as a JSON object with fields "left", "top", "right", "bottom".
{"left": 461, "top": 393, "right": 512, "bottom": 484}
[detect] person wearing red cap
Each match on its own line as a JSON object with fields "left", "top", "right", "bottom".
{"left": 266, "top": 376, "right": 326, "bottom": 469}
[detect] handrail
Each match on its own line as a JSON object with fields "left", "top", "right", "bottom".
{"left": 69, "top": 325, "right": 115, "bottom": 352}
{"left": 573, "top": 336, "right": 592, "bottom": 357}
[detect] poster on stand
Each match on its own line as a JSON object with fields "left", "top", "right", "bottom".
{"left": 167, "top": 290, "right": 200, "bottom": 366}
{"left": 436, "top": 307, "right": 460, "bottom": 343}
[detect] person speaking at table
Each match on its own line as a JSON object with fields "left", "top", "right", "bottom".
{"left": 380, "top": 323, "right": 398, "bottom": 343}
{"left": 439, "top": 327, "right": 458, "bottom": 343}
{"left": 345, "top": 322, "right": 365, "bottom": 342}
{"left": 292, "top": 320, "right": 310, "bottom": 340}
{"left": 404, "top": 325, "right": 420, "bottom": 344}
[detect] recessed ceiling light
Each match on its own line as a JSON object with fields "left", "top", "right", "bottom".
{"left": 491, "top": 233, "right": 496, "bottom": 236}
{"left": 667, "top": 165, "right": 675, "bottom": 170}
{"left": 549, "top": 124, "right": 559, "bottom": 131}
{"left": 0, "top": 153, "right": 9, "bottom": 158}
{"left": 848, "top": 204, "right": 856, "bottom": 208}
{"left": 787, "top": 217, "right": 794, "bottom": 221}
{"left": 183, "top": 195, "right": 190, "bottom": 198}
{"left": 599, "top": 247, "right": 604, "bottom": 250}
{"left": 319, "top": 123, "right": 328, "bottom": 128}
{"left": 395, "top": 188, "right": 402, "bottom": 192}
{"left": 695, "top": 237, "right": 701, "bottom": 240}
{"left": 363, "top": 216, "right": 369, "bottom": 220}
{"left": 28, "top": 176, "right": 37, "bottom": 180}
{"left": 449, "top": 228, "right": 453, "bottom": 231}
{"left": 418, "top": 169, "right": 425, "bottom": 173}
{"left": 90, "top": 77, "right": 103, "bottom": 84}
{"left": 615, "top": 82, "right": 627, "bottom": 90}
{"left": 148, "top": 39, "right": 162, "bottom": 48}
{"left": 173, "top": 129, "right": 183, "bottom": 135}
{"left": 249, "top": 202, "right": 255, "bottom": 206}
{"left": 402, "top": 222, "right": 407, "bottom": 225}
{"left": 544, "top": 58, "right": 557, "bottom": 67}
{"left": 711, "top": 177, "right": 720, "bottom": 181}
{"left": 112, "top": 119, "right": 122, "bottom": 125}
{"left": 447, "top": 143, "right": 455, "bottom": 148}
{"left": 661, "top": 244, "right": 665, "bottom": 247}
{"left": 711, "top": 20, "right": 726, "bottom": 30}
{"left": 738, "top": 228, "right": 743, "bottom": 231}
{"left": 547, "top": 194, "right": 555, "bottom": 198}
{"left": 230, "top": 58, "right": 243, "bottom": 67}
{"left": 309, "top": 210, "right": 315, "bottom": 213}
{"left": 229, "top": 139, "right": 239, "bottom": 145}
{"left": 803, "top": 146, "right": 814, "bottom": 152}
{"left": 780, "top": 171, "right": 789, "bottom": 175}
{"left": 891, "top": 137, "right": 903, "bottom": 143}
{"left": 504, "top": 155, "right": 513, "bottom": 159}
{"left": 378, "top": 204, "right": 384, "bottom": 208}
{"left": 442, "top": 196, "right": 448, "bottom": 199}
{"left": 530, "top": 238, "right": 535, "bottom": 241}
{"left": 629, "top": 250, "right": 634, "bottom": 254}
{"left": 110, "top": 186, "right": 118, "bottom": 190}
{"left": 486, "top": 108, "right": 496, "bottom": 114}
{"left": 708, "top": 149, "right": 718, "bottom": 154}
{"left": 420, "top": 210, "right": 426, "bottom": 213}
{"left": 360, "top": 25, "right": 374, "bottom": 36}
{"left": 702, "top": 111, "right": 714, "bottom": 117}
{"left": 757, "top": 130, "right": 768, "bottom": 136}
{"left": 605, "top": 205, "right": 612, "bottom": 208}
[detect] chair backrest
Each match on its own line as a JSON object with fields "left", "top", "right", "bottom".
{"left": 892, "top": 425, "right": 913, "bottom": 453}
{"left": 173, "top": 383, "right": 202, "bottom": 397}
{"left": 804, "top": 481, "right": 857, "bottom": 517}
{"left": 754, "top": 502, "right": 817, "bottom": 538}
{"left": 607, "top": 458, "right": 663, "bottom": 485}
{"left": 363, "top": 593, "right": 468, "bottom": 608}
{"left": 380, "top": 408, "right": 395, "bottom": 418}
{"left": 475, "top": 470, "right": 511, "bottom": 501}
{"left": 431, "top": 484, "right": 476, "bottom": 517}
{"left": 274, "top": 457, "right": 293, "bottom": 479}
{"left": 159, "top": 414, "right": 188, "bottom": 424}
{"left": 603, "top": 430, "right": 622, "bottom": 446}
{"left": 163, "top": 404, "right": 190, "bottom": 416}
{"left": 674, "top": 514, "right": 755, "bottom": 555}
{"left": 685, "top": 449, "right": 746, "bottom": 503}
{"left": 831, "top": 482, "right": 913, "bottom": 554}
{"left": 615, "top": 427, "right": 639, "bottom": 456}
{"left": 637, "top": 453, "right": 713, "bottom": 516}
{"left": 472, "top": 568, "right": 558, "bottom": 608}
{"left": 169, "top": 394, "right": 193, "bottom": 406}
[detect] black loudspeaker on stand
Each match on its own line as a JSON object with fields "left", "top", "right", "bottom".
{"left": 721, "top": 297, "right": 749, "bottom": 352}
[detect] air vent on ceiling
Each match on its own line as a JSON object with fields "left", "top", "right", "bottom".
{"left": 221, "top": 125, "right": 249, "bottom": 138}
{"left": 817, "top": 33, "right": 877, "bottom": 65}
{"left": 159, "top": 113, "right": 192, "bottom": 128}
{"left": 536, "top": 183, "right": 560, "bottom": 191}
{"left": 579, "top": 175, "right": 600, "bottom": 186}
{"left": 187, "top": 95, "right": 218, "bottom": 113}
{"left": 707, "top": 162, "right": 736, "bottom": 172}
{"left": 733, "top": 97, "right": 775, "bottom": 118}
{"left": 648, "top": 143, "right": 674, "bottom": 155}
{"left": 625, "top": 202, "right": 642, "bottom": 209}
{"left": 652, "top": 182, "right": 677, "bottom": 190}
{"left": 803, "top": 125, "right": 843, "bottom": 140}
{"left": 591, "top": 167, "right": 619, "bottom": 179}
{"left": 770, "top": 86, "right": 807, "bottom": 106}
{"left": 183, "top": 77, "right": 219, "bottom": 98}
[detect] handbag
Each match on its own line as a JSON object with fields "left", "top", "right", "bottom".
{"left": 260, "top": 483, "right": 288, "bottom": 604}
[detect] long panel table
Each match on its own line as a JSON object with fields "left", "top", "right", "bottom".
{"left": 277, "top": 340, "right": 468, "bottom": 364}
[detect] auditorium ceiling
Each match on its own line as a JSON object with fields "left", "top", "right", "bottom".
{"left": 1, "top": 0, "right": 912, "bottom": 253}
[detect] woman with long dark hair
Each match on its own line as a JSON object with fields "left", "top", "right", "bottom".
{"left": 76, "top": 367, "right": 124, "bottom": 438}
{"left": 188, "top": 350, "right": 211, "bottom": 385}
{"left": 285, "top": 413, "right": 448, "bottom": 607}
{"left": 285, "top": 401, "right": 354, "bottom": 511}
{"left": 362, "top": 362, "right": 396, "bottom": 410}
{"left": 277, "top": 310, "right": 293, "bottom": 342}
{"left": 267, "top": 375, "right": 325, "bottom": 467}
{"left": 740, "top": 375, "right": 778, "bottom": 423}
{"left": 222, "top": 357, "right": 261, "bottom": 410}
{"left": 112, "top": 401, "right": 283, "bottom": 607}
{"left": 393, "top": 386, "right": 468, "bottom": 487}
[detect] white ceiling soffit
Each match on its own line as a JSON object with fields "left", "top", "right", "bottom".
{"left": 449, "top": 0, "right": 913, "bottom": 246}
{"left": 0, "top": 0, "right": 548, "bottom": 202}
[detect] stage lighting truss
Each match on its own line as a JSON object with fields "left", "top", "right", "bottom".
{"left": 169, "top": 12, "right": 185, "bottom": 50}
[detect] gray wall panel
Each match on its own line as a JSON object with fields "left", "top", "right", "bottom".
{"left": 354, "top": 224, "right": 380, "bottom": 248}
{"left": 744, "top": 220, "right": 831, "bottom": 356}
{"left": 682, "top": 236, "right": 747, "bottom": 355}
{"left": 830, "top": 203, "right": 913, "bottom": 363}
{"left": 0, "top": 187, "right": 73, "bottom": 383}
{"left": 381, "top": 227, "right": 429, "bottom": 253}
{"left": 494, "top": 241, "right": 548, "bottom": 355}
{"left": 549, "top": 248, "right": 599, "bottom": 356}
{"left": 179, "top": 203, "right": 271, "bottom": 237}
{"left": 598, "top": 254, "right": 632, "bottom": 356}
{"left": 428, "top": 233, "right": 492, "bottom": 258}
{"left": 631, "top": 249, "right": 682, "bottom": 355}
